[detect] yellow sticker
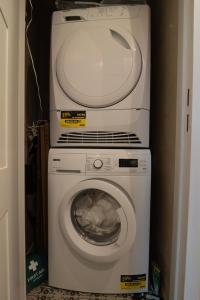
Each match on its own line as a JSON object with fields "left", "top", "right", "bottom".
{"left": 120, "top": 275, "right": 146, "bottom": 291}
{"left": 60, "top": 111, "right": 86, "bottom": 128}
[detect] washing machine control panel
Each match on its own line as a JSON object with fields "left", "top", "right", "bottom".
{"left": 86, "top": 154, "right": 150, "bottom": 174}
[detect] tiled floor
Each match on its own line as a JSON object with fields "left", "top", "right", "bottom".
{"left": 26, "top": 283, "right": 144, "bottom": 300}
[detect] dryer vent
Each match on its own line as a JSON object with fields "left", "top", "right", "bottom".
{"left": 57, "top": 131, "right": 142, "bottom": 145}
{"left": 55, "top": 1, "right": 148, "bottom": 10}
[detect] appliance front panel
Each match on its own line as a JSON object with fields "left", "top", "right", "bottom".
{"left": 50, "top": 109, "right": 149, "bottom": 148}
{"left": 48, "top": 148, "right": 151, "bottom": 293}
{"left": 48, "top": 171, "right": 150, "bottom": 294}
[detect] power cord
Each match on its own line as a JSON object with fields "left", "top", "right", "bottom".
{"left": 26, "top": 0, "right": 43, "bottom": 113}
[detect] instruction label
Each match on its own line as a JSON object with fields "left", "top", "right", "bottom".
{"left": 120, "top": 274, "right": 146, "bottom": 291}
{"left": 60, "top": 111, "right": 86, "bottom": 127}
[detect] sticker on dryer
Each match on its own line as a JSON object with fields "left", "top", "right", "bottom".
{"left": 60, "top": 111, "right": 86, "bottom": 127}
{"left": 120, "top": 274, "right": 146, "bottom": 290}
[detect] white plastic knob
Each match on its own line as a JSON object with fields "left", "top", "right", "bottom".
{"left": 93, "top": 159, "right": 103, "bottom": 169}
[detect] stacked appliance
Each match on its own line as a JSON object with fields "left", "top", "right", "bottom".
{"left": 49, "top": 4, "right": 151, "bottom": 295}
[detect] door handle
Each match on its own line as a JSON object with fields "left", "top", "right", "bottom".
{"left": 110, "top": 29, "right": 131, "bottom": 50}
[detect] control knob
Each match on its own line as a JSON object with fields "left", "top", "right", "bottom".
{"left": 93, "top": 159, "right": 103, "bottom": 169}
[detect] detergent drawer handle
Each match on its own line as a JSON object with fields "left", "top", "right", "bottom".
{"left": 56, "top": 169, "right": 81, "bottom": 174}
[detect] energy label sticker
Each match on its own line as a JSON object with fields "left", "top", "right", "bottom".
{"left": 120, "top": 274, "right": 146, "bottom": 291}
{"left": 60, "top": 111, "right": 86, "bottom": 128}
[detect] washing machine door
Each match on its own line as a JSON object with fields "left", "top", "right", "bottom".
{"left": 56, "top": 25, "right": 142, "bottom": 108}
{"left": 59, "top": 179, "right": 136, "bottom": 263}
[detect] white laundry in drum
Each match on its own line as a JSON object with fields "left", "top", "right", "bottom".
{"left": 74, "top": 190, "right": 121, "bottom": 242}
{"left": 50, "top": 5, "right": 150, "bottom": 148}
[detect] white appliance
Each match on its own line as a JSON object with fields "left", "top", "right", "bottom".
{"left": 50, "top": 5, "right": 150, "bottom": 148}
{"left": 48, "top": 148, "right": 151, "bottom": 294}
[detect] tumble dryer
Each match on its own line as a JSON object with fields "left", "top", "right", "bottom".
{"left": 50, "top": 5, "right": 150, "bottom": 148}
{"left": 48, "top": 148, "right": 151, "bottom": 294}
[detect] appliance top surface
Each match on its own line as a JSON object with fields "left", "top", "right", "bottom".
{"left": 49, "top": 148, "right": 150, "bottom": 155}
{"left": 52, "top": 5, "right": 150, "bottom": 24}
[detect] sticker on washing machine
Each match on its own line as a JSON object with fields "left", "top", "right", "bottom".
{"left": 60, "top": 111, "right": 86, "bottom": 127}
{"left": 120, "top": 274, "right": 146, "bottom": 290}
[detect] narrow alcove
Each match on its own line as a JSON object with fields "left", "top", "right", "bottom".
{"left": 25, "top": 1, "right": 180, "bottom": 298}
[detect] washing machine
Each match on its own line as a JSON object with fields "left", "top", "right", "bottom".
{"left": 50, "top": 5, "right": 150, "bottom": 148}
{"left": 48, "top": 148, "right": 151, "bottom": 294}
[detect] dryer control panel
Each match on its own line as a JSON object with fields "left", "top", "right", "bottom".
{"left": 87, "top": 6, "right": 141, "bottom": 20}
{"left": 52, "top": 5, "right": 148, "bottom": 24}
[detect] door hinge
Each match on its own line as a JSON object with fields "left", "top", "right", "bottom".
{"left": 186, "top": 89, "right": 190, "bottom": 133}
{"left": 187, "top": 89, "right": 190, "bottom": 107}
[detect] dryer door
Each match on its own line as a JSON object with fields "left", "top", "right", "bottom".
{"left": 56, "top": 25, "right": 142, "bottom": 108}
{"left": 59, "top": 179, "right": 136, "bottom": 263}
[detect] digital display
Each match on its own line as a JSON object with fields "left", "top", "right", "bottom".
{"left": 119, "top": 159, "right": 138, "bottom": 168}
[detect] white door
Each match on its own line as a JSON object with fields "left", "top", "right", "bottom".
{"left": 59, "top": 179, "right": 136, "bottom": 263}
{"left": 56, "top": 25, "right": 142, "bottom": 107}
{"left": 0, "top": 0, "right": 25, "bottom": 299}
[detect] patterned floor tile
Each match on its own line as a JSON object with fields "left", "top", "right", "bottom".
{"left": 27, "top": 283, "right": 142, "bottom": 300}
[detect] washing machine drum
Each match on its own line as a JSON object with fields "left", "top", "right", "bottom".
{"left": 71, "top": 189, "right": 122, "bottom": 246}
{"left": 59, "top": 179, "right": 136, "bottom": 263}
{"left": 56, "top": 26, "right": 142, "bottom": 108}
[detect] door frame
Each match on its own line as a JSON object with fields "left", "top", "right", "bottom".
{"left": 169, "top": 0, "right": 193, "bottom": 297}
{"left": 182, "top": 0, "right": 200, "bottom": 298}
{"left": 169, "top": 0, "right": 200, "bottom": 299}
{"left": 17, "top": 0, "right": 200, "bottom": 299}
{"left": 18, "top": 0, "right": 26, "bottom": 299}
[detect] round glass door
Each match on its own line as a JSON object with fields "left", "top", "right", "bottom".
{"left": 71, "top": 189, "right": 121, "bottom": 246}
{"left": 56, "top": 25, "right": 142, "bottom": 108}
{"left": 59, "top": 179, "right": 136, "bottom": 263}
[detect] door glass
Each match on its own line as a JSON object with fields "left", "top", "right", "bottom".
{"left": 71, "top": 189, "right": 121, "bottom": 246}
